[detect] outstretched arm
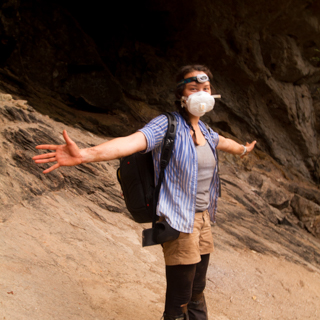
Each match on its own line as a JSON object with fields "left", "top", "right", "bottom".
{"left": 217, "top": 135, "right": 256, "bottom": 157}
{"left": 33, "top": 130, "right": 147, "bottom": 174}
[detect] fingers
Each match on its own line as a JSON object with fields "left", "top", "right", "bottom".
{"left": 63, "top": 130, "right": 73, "bottom": 145}
{"left": 36, "top": 145, "right": 58, "bottom": 150}
{"left": 34, "top": 157, "right": 56, "bottom": 164}
{"left": 245, "top": 141, "right": 256, "bottom": 147}
{"left": 240, "top": 140, "right": 257, "bottom": 158}
{"left": 34, "top": 131, "right": 69, "bottom": 174}
{"left": 43, "top": 163, "right": 60, "bottom": 174}
{"left": 247, "top": 141, "right": 257, "bottom": 151}
{"left": 32, "top": 152, "right": 56, "bottom": 160}
{"left": 35, "top": 131, "right": 72, "bottom": 153}
{"left": 32, "top": 152, "right": 58, "bottom": 172}
{"left": 242, "top": 141, "right": 257, "bottom": 157}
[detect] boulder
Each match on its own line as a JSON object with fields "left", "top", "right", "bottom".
{"left": 291, "top": 194, "right": 320, "bottom": 237}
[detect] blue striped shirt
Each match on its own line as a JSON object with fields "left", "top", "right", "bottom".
{"left": 139, "top": 112, "right": 220, "bottom": 233}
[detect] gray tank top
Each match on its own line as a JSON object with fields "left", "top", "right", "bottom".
{"left": 195, "top": 141, "right": 216, "bottom": 212}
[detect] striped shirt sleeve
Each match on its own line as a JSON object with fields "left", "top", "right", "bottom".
{"left": 138, "top": 114, "right": 168, "bottom": 153}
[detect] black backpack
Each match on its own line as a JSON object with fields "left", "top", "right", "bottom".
{"left": 117, "top": 113, "right": 177, "bottom": 223}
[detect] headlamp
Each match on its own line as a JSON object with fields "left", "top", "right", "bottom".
{"left": 177, "top": 74, "right": 210, "bottom": 87}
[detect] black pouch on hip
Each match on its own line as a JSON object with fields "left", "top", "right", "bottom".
{"left": 142, "top": 220, "right": 180, "bottom": 247}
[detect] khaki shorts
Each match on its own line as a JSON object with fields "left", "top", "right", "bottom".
{"left": 162, "top": 210, "right": 214, "bottom": 266}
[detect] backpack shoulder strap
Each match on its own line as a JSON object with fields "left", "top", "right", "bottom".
{"left": 160, "top": 112, "right": 177, "bottom": 168}
{"left": 152, "top": 112, "right": 177, "bottom": 226}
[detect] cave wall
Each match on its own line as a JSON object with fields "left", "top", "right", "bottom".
{"left": 0, "top": 0, "right": 319, "bottom": 182}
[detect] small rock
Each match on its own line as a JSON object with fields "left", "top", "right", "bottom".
{"left": 16, "top": 100, "right": 29, "bottom": 110}
{"left": 0, "top": 93, "right": 13, "bottom": 101}
{"left": 291, "top": 194, "right": 320, "bottom": 238}
{"left": 247, "top": 172, "right": 264, "bottom": 189}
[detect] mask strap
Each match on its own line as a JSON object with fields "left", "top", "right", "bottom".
{"left": 180, "top": 96, "right": 187, "bottom": 108}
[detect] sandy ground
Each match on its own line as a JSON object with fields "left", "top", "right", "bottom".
{"left": 207, "top": 226, "right": 320, "bottom": 320}
{"left": 1, "top": 193, "right": 319, "bottom": 320}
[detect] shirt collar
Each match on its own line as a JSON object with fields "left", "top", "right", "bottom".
{"left": 175, "top": 112, "right": 212, "bottom": 140}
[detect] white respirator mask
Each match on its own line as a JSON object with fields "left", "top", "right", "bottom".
{"left": 181, "top": 91, "right": 215, "bottom": 117}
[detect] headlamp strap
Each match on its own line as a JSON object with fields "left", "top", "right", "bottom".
{"left": 177, "top": 74, "right": 210, "bottom": 87}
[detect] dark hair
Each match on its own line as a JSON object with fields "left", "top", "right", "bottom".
{"left": 174, "top": 65, "right": 214, "bottom": 145}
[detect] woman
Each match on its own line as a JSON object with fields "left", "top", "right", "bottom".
{"left": 33, "top": 65, "right": 256, "bottom": 320}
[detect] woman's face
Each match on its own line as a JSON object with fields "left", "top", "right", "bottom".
{"left": 182, "top": 71, "right": 211, "bottom": 98}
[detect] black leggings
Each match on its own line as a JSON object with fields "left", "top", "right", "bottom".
{"left": 164, "top": 254, "right": 210, "bottom": 316}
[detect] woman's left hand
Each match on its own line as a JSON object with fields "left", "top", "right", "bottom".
{"left": 241, "top": 141, "right": 256, "bottom": 158}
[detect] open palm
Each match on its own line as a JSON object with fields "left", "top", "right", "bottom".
{"left": 33, "top": 130, "right": 82, "bottom": 174}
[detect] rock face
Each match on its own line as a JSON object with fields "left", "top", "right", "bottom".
{"left": 0, "top": 0, "right": 319, "bottom": 182}
{"left": 1, "top": 95, "right": 320, "bottom": 320}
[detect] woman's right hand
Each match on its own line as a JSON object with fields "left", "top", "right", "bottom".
{"left": 32, "top": 130, "right": 82, "bottom": 174}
